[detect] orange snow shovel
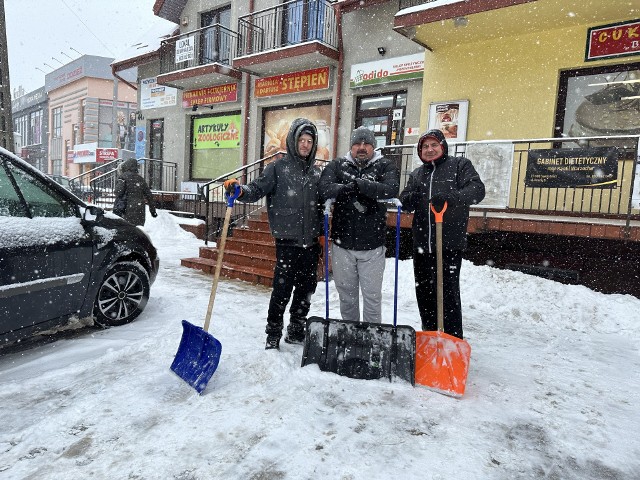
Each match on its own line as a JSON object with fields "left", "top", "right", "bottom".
{"left": 414, "top": 202, "right": 471, "bottom": 398}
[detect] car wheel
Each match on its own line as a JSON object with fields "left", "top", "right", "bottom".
{"left": 94, "top": 262, "right": 150, "bottom": 327}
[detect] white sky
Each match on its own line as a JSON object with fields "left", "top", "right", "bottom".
{"left": 1, "top": 209, "right": 639, "bottom": 478}
{"left": 4, "top": 0, "right": 176, "bottom": 95}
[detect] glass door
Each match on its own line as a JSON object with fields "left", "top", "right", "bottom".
{"left": 355, "top": 91, "right": 407, "bottom": 147}
{"left": 200, "top": 6, "right": 231, "bottom": 64}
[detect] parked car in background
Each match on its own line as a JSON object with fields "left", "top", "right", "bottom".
{"left": 0, "top": 148, "right": 159, "bottom": 347}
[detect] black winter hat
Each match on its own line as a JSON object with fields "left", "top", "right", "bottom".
{"left": 350, "top": 126, "right": 376, "bottom": 147}
{"left": 417, "top": 129, "right": 448, "bottom": 162}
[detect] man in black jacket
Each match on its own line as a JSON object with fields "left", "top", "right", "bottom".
{"left": 399, "top": 129, "right": 485, "bottom": 339}
{"left": 319, "top": 126, "right": 399, "bottom": 324}
{"left": 225, "top": 118, "right": 323, "bottom": 349}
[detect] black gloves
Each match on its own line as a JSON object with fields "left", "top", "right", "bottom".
{"left": 430, "top": 192, "right": 458, "bottom": 210}
{"left": 336, "top": 181, "right": 358, "bottom": 202}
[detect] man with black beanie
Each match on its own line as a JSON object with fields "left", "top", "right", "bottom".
{"left": 399, "top": 129, "right": 485, "bottom": 339}
{"left": 319, "top": 126, "right": 399, "bottom": 324}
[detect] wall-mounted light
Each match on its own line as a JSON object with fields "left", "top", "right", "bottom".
{"left": 192, "top": 104, "right": 198, "bottom": 112}
{"left": 453, "top": 16, "right": 468, "bottom": 28}
{"left": 377, "top": 47, "right": 386, "bottom": 56}
{"left": 181, "top": 15, "right": 190, "bottom": 27}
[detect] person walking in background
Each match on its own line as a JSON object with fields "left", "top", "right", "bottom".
{"left": 224, "top": 118, "right": 323, "bottom": 350}
{"left": 319, "top": 126, "right": 399, "bottom": 324}
{"left": 113, "top": 158, "right": 157, "bottom": 226}
{"left": 399, "top": 129, "right": 485, "bottom": 339}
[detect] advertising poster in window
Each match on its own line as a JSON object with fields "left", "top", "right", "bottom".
{"left": 192, "top": 115, "right": 241, "bottom": 150}
{"left": 559, "top": 64, "right": 640, "bottom": 139}
{"left": 135, "top": 126, "right": 146, "bottom": 159}
{"left": 427, "top": 100, "right": 468, "bottom": 142}
{"left": 263, "top": 104, "right": 332, "bottom": 161}
{"left": 191, "top": 114, "right": 242, "bottom": 180}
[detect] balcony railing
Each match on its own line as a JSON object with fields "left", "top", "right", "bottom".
{"left": 237, "top": 0, "right": 338, "bottom": 57}
{"left": 159, "top": 24, "right": 239, "bottom": 74}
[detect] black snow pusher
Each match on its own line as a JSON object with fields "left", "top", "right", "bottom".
{"left": 301, "top": 199, "right": 415, "bottom": 384}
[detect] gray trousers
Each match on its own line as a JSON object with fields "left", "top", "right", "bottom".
{"left": 331, "top": 244, "right": 386, "bottom": 323}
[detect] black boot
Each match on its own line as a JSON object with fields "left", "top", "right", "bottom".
{"left": 284, "top": 317, "right": 306, "bottom": 345}
{"left": 265, "top": 335, "right": 281, "bottom": 350}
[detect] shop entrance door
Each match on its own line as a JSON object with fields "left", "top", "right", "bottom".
{"left": 148, "top": 119, "right": 164, "bottom": 190}
{"left": 355, "top": 91, "right": 407, "bottom": 148}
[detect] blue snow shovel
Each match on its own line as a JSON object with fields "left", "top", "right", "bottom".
{"left": 170, "top": 185, "right": 240, "bottom": 394}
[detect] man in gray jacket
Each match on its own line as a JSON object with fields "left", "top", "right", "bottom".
{"left": 319, "top": 126, "right": 399, "bottom": 324}
{"left": 225, "top": 118, "right": 323, "bottom": 349}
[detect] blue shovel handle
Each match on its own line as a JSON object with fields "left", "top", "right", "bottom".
{"left": 323, "top": 199, "right": 332, "bottom": 320}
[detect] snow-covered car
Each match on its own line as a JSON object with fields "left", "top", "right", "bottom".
{"left": 0, "top": 148, "right": 159, "bottom": 347}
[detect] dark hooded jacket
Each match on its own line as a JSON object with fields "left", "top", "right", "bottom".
{"left": 239, "top": 118, "right": 323, "bottom": 247}
{"left": 319, "top": 150, "right": 399, "bottom": 251}
{"left": 399, "top": 129, "right": 485, "bottom": 252}
{"left": 113, "top": 158, "right": 156, "bottom": 226}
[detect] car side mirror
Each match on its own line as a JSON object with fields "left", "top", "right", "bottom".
{"left": 82, "top": 205, "right": 105, "bottom": 223}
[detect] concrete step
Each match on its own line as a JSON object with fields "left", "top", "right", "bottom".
{"left": 180, "top": 257, "right": 274, "bottom": 287}
{"left": 198, "top": 246, "right": 276, "bottom": 271}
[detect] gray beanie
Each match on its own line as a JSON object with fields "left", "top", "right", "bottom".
{"left": 351, "top": 126, "right": 376, "bottom": 147}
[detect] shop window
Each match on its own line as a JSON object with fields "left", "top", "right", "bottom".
{"left": 555, "top": 61, "right": 640, "bottom": 139}
{"left": 52, "top": 107, "right": 62, "bottom": 138}
{"left": 262, "top": 102, "right": 332, "bottom": 161}
{"left": 190, "top": 114, "right": 241, "bottom": 180}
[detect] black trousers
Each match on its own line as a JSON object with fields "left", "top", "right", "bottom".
{"left": 413, "top": 248, "right": 464, "bottom": 339}
{"left": 266, "top": 242, "right": 320, "bottom": 337}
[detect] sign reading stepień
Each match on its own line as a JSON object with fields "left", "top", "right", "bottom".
{"left": 254, "top": 67, "right": 330, "bottom": 98}
{"left": 525, "top": 147, "right": 619, "bottom": 188}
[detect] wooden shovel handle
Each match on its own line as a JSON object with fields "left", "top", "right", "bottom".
{"left": 429, "top": 201, "right": 448, "bottom": 332}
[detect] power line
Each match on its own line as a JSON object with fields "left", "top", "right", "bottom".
{"left": 59, "top": 0, "right": 115, "bottom": 56}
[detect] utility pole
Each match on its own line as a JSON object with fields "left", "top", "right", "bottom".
{"left": 0, "top": 1, "right": 14, "bottom": 152}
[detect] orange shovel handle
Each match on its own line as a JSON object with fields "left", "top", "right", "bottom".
{"left": 429, "top": 201, "right": 447, "bottom": 223}
{"left": 429, "top": 201, "right": 447, "bottom": 332}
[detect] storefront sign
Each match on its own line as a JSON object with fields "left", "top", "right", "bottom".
{"left": 350, "top": 53, "right": 424, "bottom": 88}
{"left": 192, "top": 114, "right": 242, "bottom": 150}
{"left": 255, "top": 67, "right": 330, "bottom": 98}
{"left": 183, "top": 83, "right": 238, "bottom": 107}
{"left": 525, "top": 147, "right": 619, "bottom": 188}
{"left": 73, "top": 142, "right": 97, "bottom": 164}
{"left": 140, "top": 77, "right": 177, "bottom": 110}
{"left": 175, "top": 35, "right": 195, "bottom": 63}
{"left": 96, "top": 148, "right": 118, "bottom": 163}
{"left": 586, "top": 19, "right": 640, "bottom": 61}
